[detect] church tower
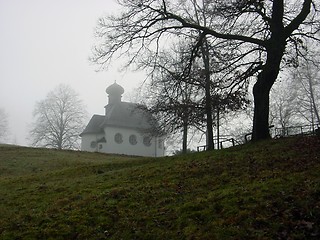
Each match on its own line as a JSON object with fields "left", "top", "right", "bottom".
{"left": 105, "top": 82, "right": 124, "bottom": 105}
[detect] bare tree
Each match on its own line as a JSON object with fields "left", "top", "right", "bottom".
{"left": 143, "top": 37, "right": 249, "bottom": 152}
{"left": 0, "top": 108, "right": 9, "bottom": 142}
{"left": 269, "top": 48, "right": 320, "bottom": 137}
{"left": 269, "top": 80, "right": 300, "bottom": 130}
{"left": 92, "top": 0, "right": 320, "bottom": 141}
{"left": 29, "top": 84, "right": 87, "bottom": 150}
{"left": 140, "top": 41, "right": 204, "bottom": 153}
{"left": 293, "top": 60, "right": 320, "bottom": 125}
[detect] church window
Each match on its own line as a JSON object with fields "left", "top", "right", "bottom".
{"left": 114, "top": 133, "right": 123, "bottom": 144}
{"left": 129, "top": 134, "right": 137, "bottom": 145}
{"left": 143, "top": 136, "right": 152, "bottom": 147}
{"left": 90, "top": 141, "right": 97, "bottom": 148}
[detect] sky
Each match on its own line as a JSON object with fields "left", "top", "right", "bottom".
{"left": 0, "top": 0, "right": 145, "bottom": 146}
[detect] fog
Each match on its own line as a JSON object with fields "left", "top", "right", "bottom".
{"left": 0, "top": 0, "right": 144, "bottom": 145}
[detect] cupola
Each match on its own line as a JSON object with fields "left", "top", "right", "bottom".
{"left": 106, "top": 82, "right": 124, "bottom": 105}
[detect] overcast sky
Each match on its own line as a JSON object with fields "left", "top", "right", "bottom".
{"left": 0, "top": 0, "right": 145, "bottom": 145}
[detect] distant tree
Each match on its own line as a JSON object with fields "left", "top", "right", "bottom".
{"left": 269, "top": 80, "right": 300, "bottom": 130}
{"left": 92, "top": 0, "right": 319, "bottom": 141}
{"left": 293, "top": 60, "right": 320, "bottom": 126}
{"left": 0, "top": 108, "right": 9, "bottom": 142}
{"left": 29, "top": 84, "right": 87, "bottom": 150}
{"left": 268, "top": 47, "right": 320, "bottom": 138}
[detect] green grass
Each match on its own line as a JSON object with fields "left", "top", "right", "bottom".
{"left": 0, "top": 137, "right": 319, "bottom": 239}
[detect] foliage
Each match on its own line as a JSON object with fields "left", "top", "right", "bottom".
{"left": 29, "top": 84, "right": 87, "bottom": 150}
{"left": 1, "top": 136, "right": 320, "bottom": 239}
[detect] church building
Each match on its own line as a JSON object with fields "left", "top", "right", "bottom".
{"left": 80, "top": 82, "right": 165, "bottom": 157}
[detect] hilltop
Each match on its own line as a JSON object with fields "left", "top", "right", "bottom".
{"left": 0, "top": 136, "right": 319, "bottom": 239}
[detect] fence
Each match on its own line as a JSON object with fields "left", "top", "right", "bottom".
{"left": 274, "top": 123, "right": 319, "bottom": 138}
{"left": 196, "top": 136, "right": 241, "bottom": 152}
{"left": 197, "top": 123, "right": 319, "bottom": 152}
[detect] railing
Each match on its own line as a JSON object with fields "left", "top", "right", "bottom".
{"left": 197, "top": 123, "right": 319, "bottom": 152}
{"left": 219, "top": 138, "right": 242, "bottom": 149}
{"left": 274, "top": 123, "right": 319, "bottom": 138}
{"left": 196, "top": 137, "right": 241, "bottom": 152}
{"left": 244, "top": 125, "right": 275, "bottom": 143}
{"left": 197, "top": 145, "right": 208, "bottom": 152}
{"left": 244, "top": 132, "right": 252, "bottom": 143}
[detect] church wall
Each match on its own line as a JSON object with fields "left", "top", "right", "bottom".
{"left": 103, "top": 126, "right": 165, "bottom": 157}
{"left": 81, "top": 133, "right": 106, "bottom": 152}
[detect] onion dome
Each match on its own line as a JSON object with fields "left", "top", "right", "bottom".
{"left": 106, "top": 82, "right": 124, "bottom": 105}
{"left": 106, "top": 82, "right": 124, "bottom": 95}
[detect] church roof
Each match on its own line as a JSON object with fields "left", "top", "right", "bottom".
{"left": 80, "top": 115, "right": 104, "bottom": 136}
{"left": 103, "top": 102, "right": 156, "bottom": 129}
{"left": 80, "top": 102, "right": 159, "bottom": 136}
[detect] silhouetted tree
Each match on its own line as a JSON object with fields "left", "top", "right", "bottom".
{"left": 140, "top": 41, "right": 202, "bottom": 153}
{"left": 29, "top": 84, "right": 87, "bottom": 150}
{"left": 143, "top": 38, "right": 249, "bottom": 152}
{"left": 92, "top": 0, "right": 319, "bottom": 141}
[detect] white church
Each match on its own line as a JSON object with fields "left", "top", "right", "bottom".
{"left": 80, "top": 82, "right": 165, "bottom": 157}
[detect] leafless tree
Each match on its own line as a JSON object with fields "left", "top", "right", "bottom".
{"left": 0, "top": 108, "right": 9, "bottom": 142}
{"left": 269, "top": 80, "right": 300, "bottom": 130}
{"left": 143, "top": 49, "right": 205, "bottom": 153}
{"left": 293, "top": 59, "right": 320, "bottom": 125}
{"left": 92, "top": 0, "right": 320, "bottom": 141}
{"left": 143, "top": 37, "right": 249, "bottom": 152}
{"left": 268, "top": 43, "right": 320, "bottom": 135}
{"left": 29, "top": 84, "right": 87, "bottom": 150}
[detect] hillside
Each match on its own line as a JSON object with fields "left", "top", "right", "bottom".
{"left": 0, "top": 137, "right": 319, "bottom": 239}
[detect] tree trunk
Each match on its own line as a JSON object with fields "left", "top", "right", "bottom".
{"left": 252, "top": 42, "right": 285, "bottom": 141}
{"left": 216, "top": 107, "right": 220, "bottom": 149}
{"left": 205, "top": 83, "right": 214, "bottom": 150}
{"left": 307, "top": 73, "right": 320, "bottom": 124}
{"left": 201, "top": 37, "right": 214, "bottom": 150}
{"left": 182, "top": 117, "right": 188, "bottom": 154}
{"left": 252, "top": 79, "right": 272, "bottom": 140}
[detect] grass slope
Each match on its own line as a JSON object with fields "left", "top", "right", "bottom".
{"left": 0, "top": 137, "right": 319, "bottom": 239}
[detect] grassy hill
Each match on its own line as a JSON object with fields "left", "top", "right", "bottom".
{"left": 0, "top": 137, "right": 319, "bottom": 239}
